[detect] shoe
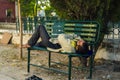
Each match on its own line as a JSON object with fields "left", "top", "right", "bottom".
{"left": 47, "top": 47, "right": 62, "bottom": 52}
{"left": 25, "top": 75, "right": 42, "bottom": 80}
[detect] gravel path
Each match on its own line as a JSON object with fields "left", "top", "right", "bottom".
{"left": 0, "top": 44, "right": 120, "bottom": 80}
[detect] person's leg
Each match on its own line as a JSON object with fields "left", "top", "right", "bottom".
{"left": 35, "top": 41, "right": 61, "bottom": 49}
{"left": 27, "top": 25, "right": 50, "bottom": 47}
{"left": 27, "top": 25, "right": 61, "bottom": 49}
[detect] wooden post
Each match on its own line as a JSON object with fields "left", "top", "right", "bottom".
{"left": 18, "top": 0, "right": 23, "bottom": 59}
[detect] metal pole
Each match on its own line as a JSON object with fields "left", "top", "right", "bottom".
{"left": 18, "top": 0, "right": 23, "bottom": 59}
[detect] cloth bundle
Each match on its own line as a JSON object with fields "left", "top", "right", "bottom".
{"left": 58, "top": 34, "right": 82, "bottom": 53}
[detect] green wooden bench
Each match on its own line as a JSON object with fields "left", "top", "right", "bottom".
{"left": 27, "top": 20, "right": 100, "bottom": 80}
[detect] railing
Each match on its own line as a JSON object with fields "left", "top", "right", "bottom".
{"left": 16, "top": 16, "right": 59, "bottom": 34}
{"left": 102, "top": 22, "right": 120, "bottom": 61}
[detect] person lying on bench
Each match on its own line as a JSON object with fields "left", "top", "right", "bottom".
{"left": 22, "top": 25, "right": 61, "bottom": 50}
{"left": 22, "top": 25, "right": 90, "bottom": 66}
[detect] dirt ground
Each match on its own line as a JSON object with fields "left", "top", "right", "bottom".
{"left": 0, "top": 44, "right": 120, "bottom": 80}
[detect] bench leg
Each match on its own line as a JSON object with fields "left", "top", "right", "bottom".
{"left": 48, "top": 52, "right": 51, "bottom": 68}
{"left": 27, "top": 49, "right": 30, "bottom": 73}
{"left": 89, "top": 55, "right": 93, "bottom": 79}
{"left": 68, "top": 55, "right": 72, "bottom": 80}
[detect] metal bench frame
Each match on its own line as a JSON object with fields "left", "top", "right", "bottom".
{"left": 27, "top": 20, "right": 100, "bottom": 80}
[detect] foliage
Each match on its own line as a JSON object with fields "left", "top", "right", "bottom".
{"left": 9, "top": 0, "right": 36, "bottom": 17}
{"left": 49, "top": 0, "right": 120, "bottom": 52}
{"left": 50, "top": 0, "right": 108, "bottom": 20}
{"left": 45, "top": 7, "right": 54, "bottom": 16}
{"left": 20, "top": 0, "right": 36, "bottom": 17}
{"left": 10, "top": 0, "right": 51, "bottom": 17}
{"left": 37, "top": 0, "right": 50, "bottom": 9}
{"left": 37, "top": 0, "right": 52, "bottom": 16}
{"left": 108, "top": 0, "right": 120, "bottom": 22}
{"left": 20, "top": 0, "right": 50, "bottom": 17}
{"left": 49, "top": 0, "right": 120, "bottom": 26}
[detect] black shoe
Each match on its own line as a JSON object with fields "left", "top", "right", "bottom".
{"left": 25, "top": 75, "right": 43, "bottom": 80}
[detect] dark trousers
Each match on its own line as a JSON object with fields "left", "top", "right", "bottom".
{"left": 28, "top": 25, "right": 61, "bottom": 49}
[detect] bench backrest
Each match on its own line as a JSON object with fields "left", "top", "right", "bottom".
{"left": 44, "top": 20, "right": 100, "bottom": 45}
